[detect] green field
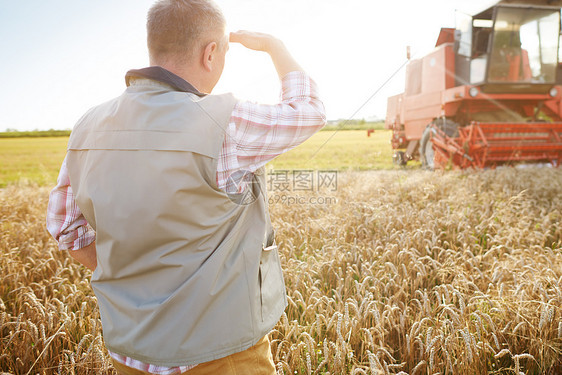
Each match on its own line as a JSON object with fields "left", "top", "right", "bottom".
{"left": 0, "top": 130, "right": 414, "bottom": 187}
{"left": 268, "top": 129, "right": 406, "bottom": 171}
{"left": 0, "top": 137, "right": 68, "bottom": 187}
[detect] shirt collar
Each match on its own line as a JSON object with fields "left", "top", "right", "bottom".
{"left": 125, "top": 66, "right": 206, "bottom": 97}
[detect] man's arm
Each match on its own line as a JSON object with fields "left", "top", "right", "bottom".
{"left": 46, "top": 156, "right": 97, "bottom": 271}
{"left": 217, "top": 32, "right": 326, "bottom": 189}
{"left": 68, "top": 241, "right": 97, "bottom": 271}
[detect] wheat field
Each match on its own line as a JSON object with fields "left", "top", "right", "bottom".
{"left": 1, "top": 168, "right": 561, "bottom": 374}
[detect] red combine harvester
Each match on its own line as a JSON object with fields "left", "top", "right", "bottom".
{"left": 385, "top": 0, "right": 562, "bottom": 169}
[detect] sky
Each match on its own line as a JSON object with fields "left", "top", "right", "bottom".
{"left": 0, "top": 0, "right": 498, "bottom": 131}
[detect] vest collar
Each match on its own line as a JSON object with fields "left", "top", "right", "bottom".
{"left": 125, "top": 66, "right": 206, "bottom": 97}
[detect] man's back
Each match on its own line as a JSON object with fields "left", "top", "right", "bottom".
{"left": 66, "top": 76, "right": 286, "bottom": 365}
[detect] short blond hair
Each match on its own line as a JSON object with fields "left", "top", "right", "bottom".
{"left": 147, "top": 0, "right": 226, "bottom": 64}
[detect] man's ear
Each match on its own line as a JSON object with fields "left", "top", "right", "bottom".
{"left": 202, "top": 41, "right": 218, "bottom": 72}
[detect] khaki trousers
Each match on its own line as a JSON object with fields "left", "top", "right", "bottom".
{"left": 111, "top": 335, "right": 276, "bottom": 375}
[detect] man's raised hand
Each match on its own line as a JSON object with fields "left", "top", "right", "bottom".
{"left": 229, "top": 30, "right": 278, "bottom": 53}
{"left": 229, "top": 30, "right": 303, "bottom": 79}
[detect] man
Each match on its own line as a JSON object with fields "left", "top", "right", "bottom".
{"left": 46, "top": 0, "right": 325, "bottom": 373}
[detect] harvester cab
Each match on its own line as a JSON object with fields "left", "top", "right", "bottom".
{"left": 386, "top": 0, "right": 562, "bottom": 169}
{"left": 463, "top": 5, "right": 558, "bottom": 88}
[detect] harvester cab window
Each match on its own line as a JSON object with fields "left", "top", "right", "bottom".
{"left": 472, "top": 19, "right": 493, "bottom": 58}
{"left": 470, "top": 18, "right": 493, "bottom": 84}
{"left": 488, "top": 7, "right": 559, "bottom": 84}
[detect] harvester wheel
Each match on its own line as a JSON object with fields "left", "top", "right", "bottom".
{"left": 420, "top": 126, "right": 435, "bottom": 170}
{"left": 393, "top": 151, "right": 407, "bottom": 166}
{"left": 433, "top": 118, "right": 459, "bottom": 138}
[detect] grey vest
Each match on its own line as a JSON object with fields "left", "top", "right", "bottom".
{"left": 66, "top": 77, "right": 287, "bottom": 366}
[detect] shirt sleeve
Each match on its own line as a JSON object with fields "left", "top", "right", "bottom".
{"left": 46, "top": 155, "right": 96, "bottom": 251}
{"left": 217, "top": 71, "right": 326, "bottom": 189}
